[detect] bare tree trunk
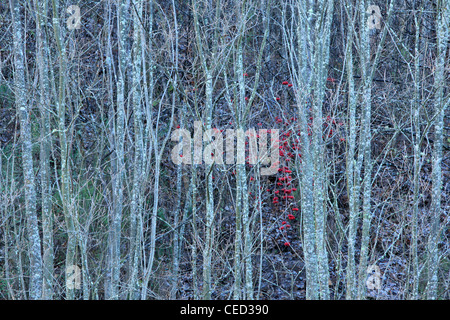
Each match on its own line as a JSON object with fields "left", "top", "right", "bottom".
{"left": 107, "top": 0, "right": 130, "bottom": 300}
{"left": 35, "top": 0, "right": 53, "bottom": 300}
{"left": 141, "top": 0, "right": 177, "bottom": 298}
{"left": 426, "top": 0, "right": 449, "bottom": 300}
{"left": 192, "top": 0, "right": 215, "bottom": 299}
{"left": 233, "top": 14, "right": 246, "bottom": 300}
{"left": 353, "top": 0, "right": 372, "bottom": 300}
{"left": 50, "top": 0, "right": 77, "bottom": 300}
{"left": 409, "top": 7, "right": 423, "bottom": 300}
{"left": 356, "top": 0, "right": 394, "bottom": 299}
{"left": 190, "top": 141, "right": 199, "bottom": 300}
{"left": 171, "top": 106, "right": 184, "bottom": 300}
{"left": 290, "top": 0, "right": 333, "bottom": 299}
{"left": 202, "top": 77, "right": 214, "bottom": 300}
{"left": 104, "top": 0, "right": 115, "bottom": 298}
{"left": 128, "top": 0, "right": 144, "bottom": 300}
{"left": 139, "top": 0, "right": 157, "bottom": 299}
{"left": 344, "top": 0, "right": 358, "bottom": 299}
{"left": 294, "top": 0, "right": 319, "bottom": 299}
{"left": 312, "top": 0, "right": 334, "bottom": 299}
{"left": 9, "top": 0, "right": 43, "bottom": 299}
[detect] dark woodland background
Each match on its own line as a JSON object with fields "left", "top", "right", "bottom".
{"left": 0, "top": 0, "right": 449, "bottom": 300}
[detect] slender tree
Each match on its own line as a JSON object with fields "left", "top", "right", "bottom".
{"left": 288, "top": 0, "right": 334, "bottom": 299}
{"left": 9, "top": 0, "right": 43, "bottom": 300}
{"left": 35, "top": 0, "right": 54, "bottom": 300}
{"left": 426, "top": 0, "right": 449, "bottom": 300}
{"left": 50, "top": 0, "right": 78, "bottom": 300}
{"left": 192, "top": 0, "right": 216, "bottom": 299}
{"left": 127, "top": 0, "right": 144, "bottom": 300}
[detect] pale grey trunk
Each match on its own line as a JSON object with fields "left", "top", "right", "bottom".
{"left": 353, "top": 0, "right": 371, "bottom": 300}
{"left": 295, "top": 0, "right": 319, "bottom": 299}
{"left": 142, "top": 97, "right": 176, "bottom": 299}
{"left": 409, "top": 8, "right": 422, "bottom": 299}
{"left": 10, "top": 0, "right": 43, "bottom": 299}
{"left": 139, "top": 0, "right": 157, "bottom": 300}
{"left": 170, "top": 0, "right": 181, "bottom": 299}
{"left": 141, "top": 156, "right": 160, "bottom": 299}
{"left": 190, "top": 144, "right": 199, "bottom": 300}
{"left": 128, "top": 0, "right": 143, "bottom": 300}
{"left": 203, "top": 76, "right": 214, "bottom": 300}
{"left": 104, "top": 0, "right": 115, "bottom": 298}
{"left": 312, "top": 0, "right": 334, "bottom": 299}
{"left": 108, "top": 0, "right": 130, "bottom": 300}
{"left": 356, "top": 0, "right": 394, "bottom": 299}
{"left": 292, "top": 0, "right": 333, "bottom": 299}
{"left": 233, "top": 28, "right": 247, "bottom": 300}
{"left": 171, "top": 111, "right": 186, "bottom": 299}
{"left": 50, "top": 0, "right": 78, "bottom": 300}
{"left": 426, "top": 0, "right": 449, "bottom": 300}
{"left": 192, "top": 0, "right": 215, "bottom": 299}
{"left": 344, "top": 0, "right": 358, "bottom": 299}
{"left": 35, "top": 0, "right": 53, "bottom": 300}
{"left": 141, "top": 1, "right": 177, "bottom": 297}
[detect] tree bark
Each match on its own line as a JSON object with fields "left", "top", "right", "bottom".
{"left": 10, "top": 0, "right": 43, "bottom": 299}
